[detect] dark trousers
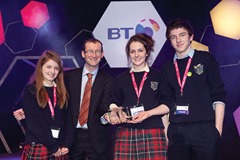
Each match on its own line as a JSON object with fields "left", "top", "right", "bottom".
{"left": 70, "top": 128, "right": 112, "bottom": 160}
{"left": 167, "top": 122, "right": 220, "bottom": 160}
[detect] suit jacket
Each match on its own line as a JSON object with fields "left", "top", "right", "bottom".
{"left": 64, "top": 67, "right": 113, "bottom": 154}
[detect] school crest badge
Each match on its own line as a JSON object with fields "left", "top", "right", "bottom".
{"left": 194, "top": 64, "right": 204, "bottom": 75}
{"left": 151, "top": 81, "right": 158, "bottom": 90}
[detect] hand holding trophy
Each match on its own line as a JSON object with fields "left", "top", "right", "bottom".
{"left": 107, "top": 108, "right": 121, "bottom": 125}
{"left": 117, "top": 107, "right": 131, "bottom": 123}
{"left": 106, "top": 107, "right": 131, "bottom": 124}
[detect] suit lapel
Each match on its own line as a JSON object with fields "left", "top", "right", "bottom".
{"left": 72, "top": 68, "right": 83, "bottom": 123}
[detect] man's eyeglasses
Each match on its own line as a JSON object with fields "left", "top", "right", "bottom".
{"left": 84, "top": 50, "right": 102, "bottom": 56}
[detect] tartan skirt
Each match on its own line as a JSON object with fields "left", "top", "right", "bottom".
{"left": 114, "top": 127, "right": 167, "bottom": 160}
{"left": 21, "top": 143, "right": 69, "bottom": 160}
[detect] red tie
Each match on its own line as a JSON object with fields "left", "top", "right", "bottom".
{"left": 79, "top": 73, "right": 92, "bottom": 126}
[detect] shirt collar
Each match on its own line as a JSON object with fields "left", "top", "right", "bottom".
{"left": 43, "top": 80, "right": 57, "bottom": 87}
{"left": 130, "top": 64, "right": 150, "bottom": 73}
{"left": 83, "top": 64, "right": 98, "bottom": 77}
{"left": 173, "top": 48, "right": 195, "bottom": 62}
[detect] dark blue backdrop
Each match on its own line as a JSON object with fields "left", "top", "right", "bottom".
{"left": 0, "top": 0, "right": 239, "bottom": 159}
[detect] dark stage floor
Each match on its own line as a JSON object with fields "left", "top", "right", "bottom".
{"left": 0, "top": 151, "right": 21, "bottom": 160}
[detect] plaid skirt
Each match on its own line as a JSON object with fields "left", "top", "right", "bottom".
{"left": 21, "top": 143, "right": 69, "bottom": 160}
{"left": 114, "top": 127, "right": 167, "bottom": 160}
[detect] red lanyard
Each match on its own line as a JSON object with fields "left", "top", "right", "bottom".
{"left": 174, "top": 57, "right": 192, "bottom": 97}
{"left": 131, "top": 72, "right": 148, "bottom": 104}
{"left": 46, "top": 87, "right": 57, "bottom": 119}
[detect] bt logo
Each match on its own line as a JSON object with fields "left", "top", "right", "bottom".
{"left": 108, "top": 18, "right": 160, "bottom": 39}
{"left": 135, "top": 19, "right": 160, "bottom": 37}
{"left": 93, "top": 1, "right": 166, "bottom": 68}
{"left": 108, "top": 27, "right": 134, "bottom": 39}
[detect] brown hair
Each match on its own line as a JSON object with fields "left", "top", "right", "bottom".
{"left": 166, "top": 18, "right": 194, "bottom": 39}
{"left": 82, "top": 38, "right": 103, "bottom": 52}
{"left": 30, "top": 50, "right": 68, "bottom": 108}
{"left": 125, "top": 33, "right": 155, "bottom": 65}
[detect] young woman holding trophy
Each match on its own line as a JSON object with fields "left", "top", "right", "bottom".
{"left": 104, "top": 33, "right": 169, "bottom": 160}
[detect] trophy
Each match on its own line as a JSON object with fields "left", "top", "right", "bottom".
{"left": 108, "top": 104, "right": 144, "bottom": 123}
{"left": 122, "top": 106, "right": 133, "bottom": 120}
{"left": 108, "top": 107, "right": 132, "bottom": 122}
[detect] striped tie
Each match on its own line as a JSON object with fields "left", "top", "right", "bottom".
{"left": 79, "top": 73, "right": 92, "bottom": 126}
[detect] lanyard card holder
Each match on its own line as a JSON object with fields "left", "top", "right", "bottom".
{"left": 174, "top": 103, "right": 189, "bottom": 115}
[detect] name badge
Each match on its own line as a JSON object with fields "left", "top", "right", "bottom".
{"left": 51, "top": 127, "right": 60, "bottom": 139}
{"left": 130, "top": 105, "right": 145, "bottom": 116}
{"left": 174, "top": 104, "right": 189, "bottom": 115}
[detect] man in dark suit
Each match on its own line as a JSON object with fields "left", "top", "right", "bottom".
{"left": 64, "top": 38, "right": 114, "bottom": 160}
